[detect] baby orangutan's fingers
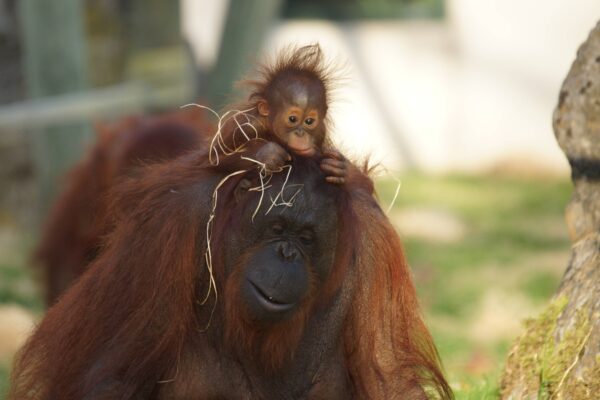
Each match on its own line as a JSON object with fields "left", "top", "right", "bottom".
{"left": 320, "top": 165, "right": 346, "bottom": 178}
{"left": 256, "top": 142, "right": 290, "bottom": 172}
{"left": 322, "top": 150, "right": 345, "bottom": 162}
{"left": 325, "top": 176, "right": 345, "bottom": 185}
{"left": 321, "top": 150, "right": 348, "bottom": 185}
{"left": 320, "top": 158, "right": 346, "bottom": 169}
{"left": 320, "top": 159, "right": 346, "bottom": 177}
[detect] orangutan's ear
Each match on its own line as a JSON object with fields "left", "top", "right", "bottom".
{"left": 257, "top": 100, "right": 270, "bottom": 117}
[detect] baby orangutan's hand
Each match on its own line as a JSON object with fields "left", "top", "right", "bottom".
{"left": 255, "top": 142, "right": 291, "bottom": 173}
{"left": 320, "top": 150, "right": 347, "bottom": 185}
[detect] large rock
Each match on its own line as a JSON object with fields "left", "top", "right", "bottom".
{"left": 501, "top": 21, "right": 600, "bottom": 399}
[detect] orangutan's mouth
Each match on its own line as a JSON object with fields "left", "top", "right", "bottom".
{"left": 248, "top": 280, "right": 296, "bottom": 312}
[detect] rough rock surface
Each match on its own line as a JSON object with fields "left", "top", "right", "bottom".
{"left": 501, "top": 21, "right": 600, "bottom": 400}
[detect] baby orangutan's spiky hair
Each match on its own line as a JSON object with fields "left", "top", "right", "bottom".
{"left": 242, "top": 44, "right": 337, "bottom": 116}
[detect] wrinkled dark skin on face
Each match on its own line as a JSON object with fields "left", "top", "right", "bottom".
{"left": 159, "top": 159, "right": 356, "bottom": 399}
{"left": 226, "top": 163, "right": 339, "bottom": 326}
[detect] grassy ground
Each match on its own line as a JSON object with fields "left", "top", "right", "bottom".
{"left": 0, "top": 172, "right": 572, "bottom": 398}
{"left": 0, "top": 228, "right": 40, "bottom": 399}
{"left": 376, "top": 172, "right": 571, "bottom": 398}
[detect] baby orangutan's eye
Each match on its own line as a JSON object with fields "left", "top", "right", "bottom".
{"left": 288, "top": 116, "right": 297, "bottom": 123}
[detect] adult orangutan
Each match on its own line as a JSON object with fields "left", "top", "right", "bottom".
{"left": 36, "top": 44, "right": 366, "bottom": 307}
{"left": 35, "top": 108, "right": 210, "bottom": 305}
{"left": 10, "top": 152, "right": 452, "bottom": 398}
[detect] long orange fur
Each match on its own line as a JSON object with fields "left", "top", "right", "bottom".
{"left": 13, "top": 45, "right": 451, "bottom": 399}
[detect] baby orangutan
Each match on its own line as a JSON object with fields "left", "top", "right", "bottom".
{"left": 212, "top": 45, "right": 349, "bottom": 185}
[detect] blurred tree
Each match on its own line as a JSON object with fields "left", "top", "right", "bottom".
{"left": 18, "top": 0, "right": 92, "bottom": 217}
{"left": 0, "top": 0, "right": 24, "bottom": 104}
{"left": 84, "top": 0, "right": 128, "bottom": 87}
{"left": 124, "top": 0, "right": 180, "bottom": 50}
{"left": 501, "top": 21, "right": 600, "bottom": 399}
{"left": 85, "top": 0, "right": 192, "bottom": 90}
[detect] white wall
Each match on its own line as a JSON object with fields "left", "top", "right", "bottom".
{"left": 446, "top": 0, "right": 600, "bottom": 173}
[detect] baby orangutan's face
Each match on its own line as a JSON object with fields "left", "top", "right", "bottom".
{"left": 258, "top": 80, "right": 326, "bottom": 157}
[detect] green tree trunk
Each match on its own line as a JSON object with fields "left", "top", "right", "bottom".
{"left": 18, "top": 0, "right": 92, "bottom": 217}
{"left": 205, "top": 0, "right": 284, "bottom": 109}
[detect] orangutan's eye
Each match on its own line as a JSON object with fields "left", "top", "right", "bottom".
{"left": 299, "top": 231, "right": 314, "bottom": 245}
{"left": 271, "top": 222, "right": 285, "bottom": 235}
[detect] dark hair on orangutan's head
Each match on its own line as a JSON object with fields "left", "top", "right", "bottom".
{"left": 244, "top": 44, "right": 337, "bottom": 116}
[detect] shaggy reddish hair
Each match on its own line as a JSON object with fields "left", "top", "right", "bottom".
{"left": 11, "top": 145, "right": 451, "bottom": 398}
{"left": 244, "top": 44, "right": 336, "bottom": 114}
{"left": 15, "top": 45, "right": 451, "bottom": 399}
{"left": 34, "top": 108, "right": 210, "bottom": 305}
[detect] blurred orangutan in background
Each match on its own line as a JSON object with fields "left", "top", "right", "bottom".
{"left": 35, "top": 108, "right": 210, "bottom": 305}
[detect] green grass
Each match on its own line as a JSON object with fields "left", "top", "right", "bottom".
{"left": 454, "top": 377, "right": 501, "bottom": 399}
{"left": 0, "top": 172, "right": 572, "bottom": 398}
{"left": 0, "top": 262, "right": 43, "bottom": 312}
{"left": 520, "top": 271, "right": 561, "bottom": 302}
{"left": 376, "top": 172, "right": 571, "bottom": 397}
